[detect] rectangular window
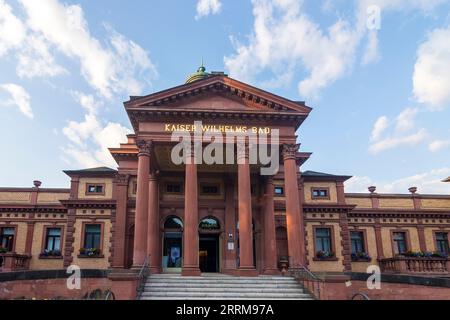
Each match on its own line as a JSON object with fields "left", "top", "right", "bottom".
{"left": 166, "top": 183, "right": 182, "bottom": 194}
{"left": 0, "top": 227, "right": 15, "bottom": 252}
{"left": 393, "top": 232, "right": 407, "bottom": 255}
{"left": 351, "top": 231, "right": 365, "bottom": 254}
{"left": 315, "top": 228, "right": 332, "bottom": 252}
{"left": 274, "top": 186, "right": 284, "bottom": 196}
{"left": 200, "top": 184, "right": 220, "bottom": 195}
{"left": 84, "top": 224, "right": 101, "bottom": 250}
{"left": 435, "top": 232, "right": 449, "bottom": 254}
{"left": 45, "top": 228, "right": 61, "bottom": 251}
{"left": 312, "top": 189, "right": 329, "bottom": 199}
{"left": 87, "top": 184, "right": 104, "bottom": 194}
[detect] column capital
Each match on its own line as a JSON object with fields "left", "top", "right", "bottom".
{"left": 237, "top": 143, "right": 249, "bottom": 160}
{"left": 282, "top": 144, "right": 300, "bottom": 161}
{"left": 136, "top": 139, "right": 153, "bottom": 156}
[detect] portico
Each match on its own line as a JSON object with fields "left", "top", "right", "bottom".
{"left": 110, "top": 67, "right": 312, "bottom": 276}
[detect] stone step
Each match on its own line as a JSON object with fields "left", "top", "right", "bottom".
{"left": 146, "top": 278, "right": 298, "bottom": 284}
{"left": 143, "top": 287, "right": 305, "bottom": 293}
{"left": 140, "top": 291, "right": 311, "bottom": 299}
{"left": 148, "top": 275, "right": 295, "bottom": 280}
{"left": 144, "top": 283, "right": 301, "bottom": 289}
{"left": 141, "top": 297, "right": 313, "bottom": 300}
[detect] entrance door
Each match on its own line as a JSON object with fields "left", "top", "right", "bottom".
{"left": 199, "top": 235, "right": 219, "bottom": 273}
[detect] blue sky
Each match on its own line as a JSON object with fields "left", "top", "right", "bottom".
{"left": 1, "top": 0, "right": 450, "bottom": 194}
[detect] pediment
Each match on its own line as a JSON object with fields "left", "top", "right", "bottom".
{"left": 125, "top": 75, "right": 312, "bottom": 115}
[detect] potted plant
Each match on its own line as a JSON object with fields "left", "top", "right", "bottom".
{"left": 316, "top": 250, "right": 335, "bottom": 259}
{"left": 0, "top": 247, "right": 7, "bottom": 254}
{"left": 39, "top": 249, "right": 62, "bottom": 258}
{"left": 278, "top": 256, "right": 289, "bottom": 273}
{"left": 351, "top": 252, "right": 371, "bottom": 261}
{"left": 80, "top": 248, "right": 101, "bottom": 257}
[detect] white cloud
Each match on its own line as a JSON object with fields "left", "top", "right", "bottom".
{"left": 395, "top": 107, "right": 419, "bottom": 132}
{"left": 413, "top": 24, "right": 450, "bottom": 109}
{"left": 17, "top": 35, "right": 68, "bottom": 78}
{"left": 362, "top": 30, "right": 379, "bottom": 65}
{"left": 0, "top": 0, "right": 26, "bottom": 56}
{"left": 196, "top": 0, "right": 222, "bottom": 19}
{"left": 371, "top": 116, "right": 389, "bottom": 141}
{"left": 17, "top": 0, "right": 157, "bottom": 98}
{"left": 224, "top": 0, "right": 447, "bottom": 99}
{"left": 369, "top": 128, "right": 427, "bottom": 154}
{"left": 346, "top": 167, "right": 450, "bottom": 194}
{"left": 71, "top": 91, "right": 100, "bottom": 115}
{"left": 0, "top": 83, "right": 33, "bottom": 118}
{"left": 225, "top": 0, "right": 360, "bottom": 99}
{"left": 62, "top": 112, "right": 131, "bottom": 168}
{"left": 369, "top": 107, "right": 427, "bottom": 154}
{"left": 429, "top": 139, "right": 450, "bottom": 152}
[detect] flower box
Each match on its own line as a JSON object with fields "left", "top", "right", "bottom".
{"left": 351, "top": 252, "right": 371, "bottom": 262}
{"left": 314, "top": 251, "right": 337, "bottom": 261}
{"left": 39, "top": 250, "right": 62, "bottom": 259}
{"left": 78, "top": 248, "right": 102, "bottom": 258}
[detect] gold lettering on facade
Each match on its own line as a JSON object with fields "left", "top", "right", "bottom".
{"left": 164, "top": 124, "right": 271, "bottom": 134}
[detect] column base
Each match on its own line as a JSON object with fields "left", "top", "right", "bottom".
{"left": 148, "top": 266, "right": 161, "bottom": 274}
{"left": 182, "top": 266, "right": 201, "bottom": 276}
{"left": 239, "top": 267, "right": 258, "bottom": 277}
{"left": 262, "top": 268, "right": 281, "bottom": 275}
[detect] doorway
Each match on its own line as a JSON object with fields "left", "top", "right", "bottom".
{"left": 199, "top": 235, "right": 219, "bottom": 273}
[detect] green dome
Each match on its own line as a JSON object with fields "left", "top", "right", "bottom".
{"left": 185, "top": 62, "right": 210, "bottom": 84}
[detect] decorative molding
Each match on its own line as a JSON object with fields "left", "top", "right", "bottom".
{"left": 282, "top": 144, "right": 300, "bottom": 161}
{"left": 136, "top": 139, "right": 152, "bottom": 156}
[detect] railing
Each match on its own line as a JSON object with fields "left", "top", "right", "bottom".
{"left": 136, "top": 255, "right": 150, "bottom": 299}
{"left": 352, "top": 293, "right": 370, "bottom": 300}
{"left": 0, "top": 253, "right": 31, "bottom": 272}
{"left": 379, "top": 256, "right": 449, "bottom": 274}
{"left": 290, "top": 264, "right": 323, "bottom": 300}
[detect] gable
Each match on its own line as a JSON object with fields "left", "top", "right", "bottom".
{"left": 125, "top": 75, "right": 312, "bottom": 114}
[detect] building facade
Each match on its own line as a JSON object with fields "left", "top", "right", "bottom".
{"left": 1, "top": 68, "right": 450, "bottom": 278}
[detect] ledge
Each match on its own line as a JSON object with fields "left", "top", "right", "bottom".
{"left": 0, "top": 269, "right": 109, "bottom": 282}
{"left": 348, "top": 272, "right": 450, "bottom": 288}
{"left": 77, "top": 255, "right": 105, "bottom": 259}
{"left": 313, "top": 258, "right": 339, "bottom": 262}
{"left": 351, "top": 259, "right": 372, "bottom": 263}
{"left": 38, "top": 256, "right": 63, "bottom": 260}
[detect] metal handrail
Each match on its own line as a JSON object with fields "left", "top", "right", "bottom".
{"left": 136, "top": 255, "right": 150, "bottom": 299}
{"left": 352, "top": 292, "right": 370, "bottom": 300}
{"left": 290, "top": 263, "right": 323, "bottom": 300}
{"left": 104, "top": 290, "right": 116, "bottom": 300}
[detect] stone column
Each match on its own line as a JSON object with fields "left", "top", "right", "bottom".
{"left": 263, "top": 177, "right": 279, "bottom": 274}
{"left": 147, "top": 171, "right": 161, "bottom": 273}
{"left": 237, "top": 144, "right": 256, "bottom": 275}
{"left": 182, "top": 146, "right": 201, "bottom": 276}
{"left": 112, "top": 174, "right": 129, "bottom": 268}
{"left": 282, "top": 144, "right": 305, "bottom": 268}
{"left": 132, "top": 140, "right": 151, "bottom": 268}
{"left": 374, "top": 220, "right": 384, "bottom": 259}
{"left": 223, "top": 177, "right": 237, "bottom": 274}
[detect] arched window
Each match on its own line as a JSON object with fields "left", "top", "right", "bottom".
{"left": 199, "top": 217, "right": 220, "bottom": 230}
{"left": 164, "top": 216, "right": 183, "bottom": 229}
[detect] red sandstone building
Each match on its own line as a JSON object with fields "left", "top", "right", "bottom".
{"left": 0, "top": 67, "right": 449, "bottom": 299}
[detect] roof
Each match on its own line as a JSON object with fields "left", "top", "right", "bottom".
{"left": 302, "top": 170, "right": 352, "bottom": 181}
{"left": 63, "top": 167, "right": 117, "bottom": 176}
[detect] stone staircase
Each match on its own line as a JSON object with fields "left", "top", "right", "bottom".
{"left": 139, "top": 274, "right": 314, "bottom": 300}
